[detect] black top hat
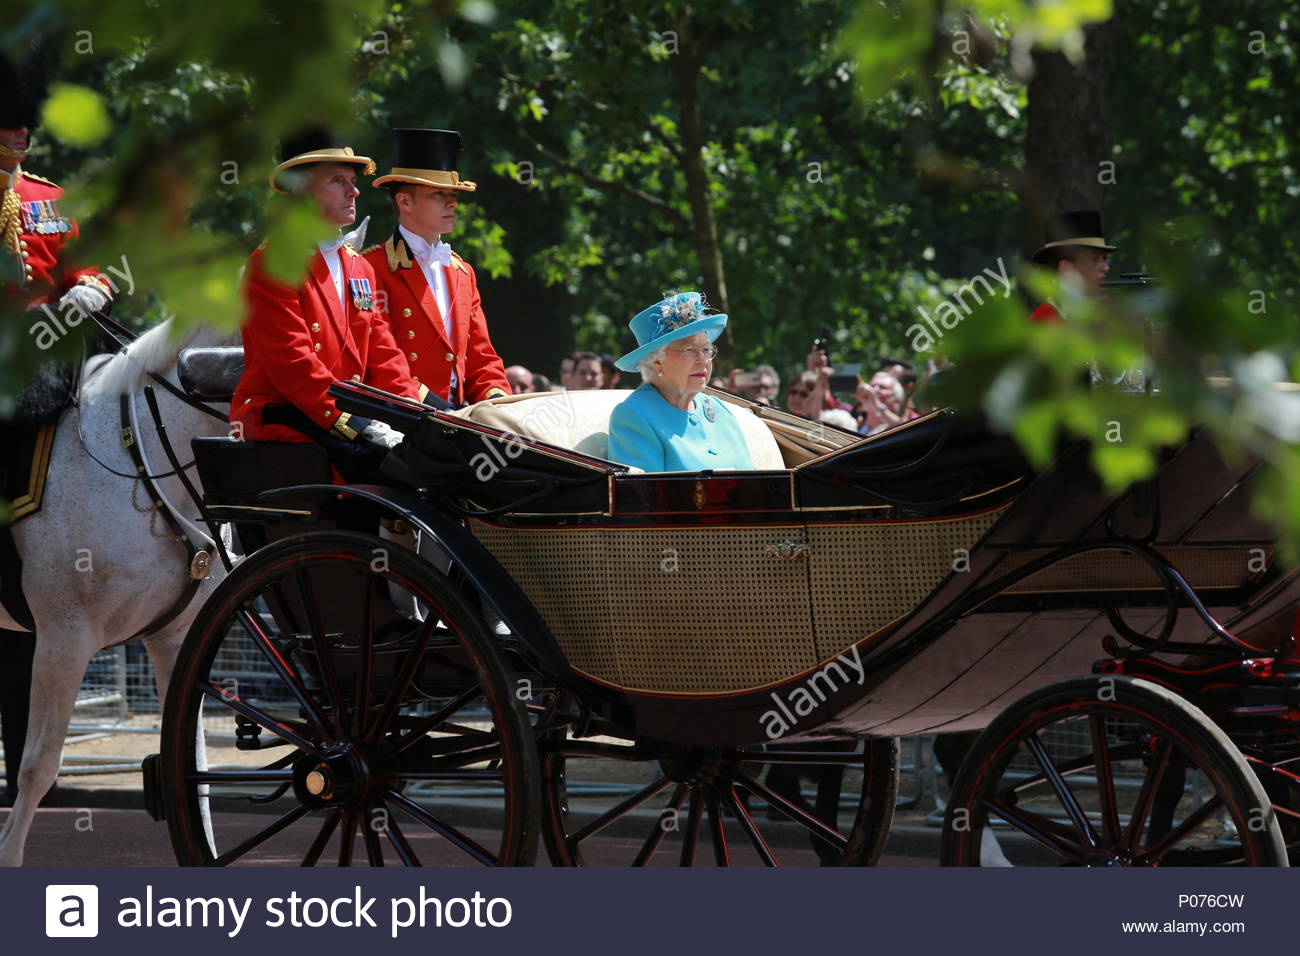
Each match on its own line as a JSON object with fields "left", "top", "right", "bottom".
{"left": 0, "top": 38, "right": 50, "bottom": 130}
{"left": 269, "top": 125, "right": 375, "bottom": 193}
{"left": 373, "top": 128, "right": 476, "bottom": 192}
{"left": 1032, "top": 209, "right": 1117, "bottom": 264}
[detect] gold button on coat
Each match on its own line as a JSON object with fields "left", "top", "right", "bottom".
{"left": 406, "top": 329, "right": 415, "bottom": 338}
{"left": 409, "top": 352, "right": 418, "bottom": 360}
{"left": 311, "top": 322, "right": 321, "bottom": 332}
{"left": 351, "top": 374, "right": 361, "bottom": 381}
{"left": 402, "top": 308, "right": 412, "bottom": 317}
{"left": 445, "top": 352, "right": 455, "bottom": 362}
{"left": 313, "top": 343, "right": 322, "bottom": 351}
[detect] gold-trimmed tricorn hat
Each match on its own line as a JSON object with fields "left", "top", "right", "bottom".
{"left": 1031, "top": 209, "right": 1117, "bottom": 264}
{"left": 373, "top": 128, "right": 476, "bottom": 192}
{"left": 269, "top": 126, "right": 376, "bottom": 194}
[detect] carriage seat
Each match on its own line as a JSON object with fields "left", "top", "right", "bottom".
{"left": 455, "top": 388, "right": 786, "bottom": 470}
{"left": 178, "top": 347, "right": 244, "bottom": 402}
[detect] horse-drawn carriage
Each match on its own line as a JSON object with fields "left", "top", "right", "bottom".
{"left": 144, "top": 360, "right": 1300, "bottom": 866}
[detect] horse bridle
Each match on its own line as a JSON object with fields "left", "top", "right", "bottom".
{"left": 71, "top": 311, "right": 230, "bottom": 641}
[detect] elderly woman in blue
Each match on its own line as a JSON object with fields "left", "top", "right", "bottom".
{"left": 607, "top": 292, "right": 754, "bottom": 472}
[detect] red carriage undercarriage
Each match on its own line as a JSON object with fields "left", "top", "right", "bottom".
{"left": 143, "top": 356, "right": 1300, "bottom": 866}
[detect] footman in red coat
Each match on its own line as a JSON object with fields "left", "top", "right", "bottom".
{"left": 1028, "top": 209, "right": 1115, "bottom": 324}
{"left": 362, "top": 128, "right": 509, "bottom": 406}
{"left": 230, "top": 127, "right": 421, "bottom": 482}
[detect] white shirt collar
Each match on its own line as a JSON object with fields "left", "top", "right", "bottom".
{"left": 0, "top": 164, "right": 21, "bottom": 190}
{"left": 398, "top": 225, "right": 452, "bottom": 266}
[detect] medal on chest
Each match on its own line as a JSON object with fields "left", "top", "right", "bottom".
{"left": 702, "top": 396, "right": 717, "bottom": 422}
{"left": 348, "top": 276, "right": 374, "bottom": 311}
{"left": 22, "top": 199, "right": 71, "bottom": 235}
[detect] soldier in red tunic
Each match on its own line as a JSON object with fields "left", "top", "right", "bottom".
{"left": 1, "top": 42, "right": 116, "bottom": 805}
{"left": 230, "top": 128, "right": 422, "bottom": 481}
{"left": 361, "top": 129, "right": 509, "bottom": 406}
{"left": 1, "top": 45, "right": 114, "bottom": 319}
{"left": 1028, "top": 209, "right": 1115, "bottom": 323}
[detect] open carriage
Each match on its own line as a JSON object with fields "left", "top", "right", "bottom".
{"left": 144, "top": 363, "right": 1300, "bottom": 866}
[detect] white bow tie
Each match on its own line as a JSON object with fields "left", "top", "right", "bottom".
{"left": 424, "top": 241, "right": 452, "bottom": 269}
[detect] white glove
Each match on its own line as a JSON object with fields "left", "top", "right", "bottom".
{"left": 58, "top": 282, "right": 111, "bottom": 314}
{"left": 361, "top": 420, "right": 403, "bottom": 449}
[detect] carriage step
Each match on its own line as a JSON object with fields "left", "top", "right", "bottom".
{"left": 141, "top": 754, "right": 167, "bottom": 822}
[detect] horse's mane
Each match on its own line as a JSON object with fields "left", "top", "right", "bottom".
{"left": 94, "top": 318, "right": 207, "bottom": 396}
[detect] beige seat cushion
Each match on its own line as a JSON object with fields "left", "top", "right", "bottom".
{"left": 456, "top": 388, "right": 786, "bottom": 470}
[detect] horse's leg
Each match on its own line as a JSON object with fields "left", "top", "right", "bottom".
{"left": 0, "top": 623, "right": 98, "bottom": 867}
{"left": 142, "top": 623, "right": 216, "bottom": 856}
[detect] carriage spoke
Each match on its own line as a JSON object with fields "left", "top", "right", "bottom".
{"left": 235, "top": 606, "right": 333, "bottom": 741}
{"left": 198, "top": 682, "right": 320, "bottom": 754}
{"left": 191, "top": 769, "right": 297, "bottom": 784}
{"left": 724, "top": 788, "right": 779, "bottom": 867}
{"left": 707, "top": 793, "right": 730, "bottom": 866}
{"left": 294, "top": 568, "right": 349, "bottom": 738}
{"left": 631, "top": 783, "right": 686, "bottom": 866}
{"left": 391, "top": 769, "right": 505, "bottom": 782}
{"left": 1125, "top": 737, "right": 1172, "bottom": 852}
{"left": 1026, "top": 732, "right": 1098, "bottom": 848}
{"left": 364, "top": 618, "right": 436, "bottom": 747}
{"left": 352, "top": 574, "right": 378, "bottom": 738}
{"left": 679, "top": 790, "right": 703, "bottom": 867}
{"left": 385, "top": 788, "right": 498, "bottom": 866}
{"left": 568, "top": 776, "right": 674, "bottom": 846}
{"left": 1089, "top": 714, "right": 1122, "bottom": 846}
{"left": 212, "top": 803, "right": 311, "bottom": 866}
{"left": 983, "top": 798, "right": 1087, "bottom": 859}
{"left": 382, "top": 685, "right": 484, "bottom": 758}
{"left": 302, "top": 810, "right": 342, "bottom": 867}
{"left": 734, "top": 770, "right": 848, "bottom": 850}
{"left": 382, "top": 807, "right": 423, "bottom": 867}
{"left": 338, "top": 812, "right": 357, "bottom": 867}
{"left": 363, "top": 809, "right": 385, "bottom": 866}
{"left": 1135, "top": 794, "right": 1224, "bottom": 864}
{"left": 549, "top": 740, "right": 649, "bottom": 761}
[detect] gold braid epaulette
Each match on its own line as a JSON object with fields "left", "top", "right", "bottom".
{"left": 359, "top": 242, "right": 382, "bottom": 256}
{"left": 20, "top": 171, "right": 58, "bottom": 187}
{"left": 1, "top": 187, "right": 24, "bottom": 288}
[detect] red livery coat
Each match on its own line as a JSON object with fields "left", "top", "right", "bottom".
{"left": 361, "top": 231, "right": 509, "bottom": 404}
{"left": 231, "top": 243, "right": 420, "bottom": 443}
{"left": 1, "top": 168, "right": 108, "bottom": 307}
{"left": 1029, "top": 301, "right": 1061, "bottom": 324}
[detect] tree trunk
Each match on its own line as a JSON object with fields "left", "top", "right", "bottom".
{"left": 1021, "top": 17, "right": 1117, "bottom": 265}
{"left": 669, "top": 7, "right": 733, "bottom": 356}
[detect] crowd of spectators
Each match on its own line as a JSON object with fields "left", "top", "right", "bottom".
{"left": 503, "top": 347, "right": 928, "bottom": 438}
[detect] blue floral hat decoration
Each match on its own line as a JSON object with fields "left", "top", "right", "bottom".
{"left": 614, "top": 291, "right": 728, "bottom": 371}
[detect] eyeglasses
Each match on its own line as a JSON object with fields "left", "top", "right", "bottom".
{"left": 788, "top": 388, "right": 811, "bottom": 399}
{"left": 667, "top": 345, "right": 718, "bottom": 362}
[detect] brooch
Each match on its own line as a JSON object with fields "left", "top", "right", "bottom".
{"left": 702, "top": 396, "right": 717, "bottom": 422}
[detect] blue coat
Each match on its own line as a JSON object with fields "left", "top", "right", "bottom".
{"left": 607, "top": 384, "right": 755, "bottom": 472}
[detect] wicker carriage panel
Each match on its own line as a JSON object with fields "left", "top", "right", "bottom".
{"left": 998, "top": 546, "right": 1260, "bottom": 593}
{"left": 467, "top": 522, "right": 621, "bottom": 682}
{"left": 468, "top": 521, "right": 816, "bottom": 694}
{"left": 808, "top": 508, "right": 1007, "bottom": 661}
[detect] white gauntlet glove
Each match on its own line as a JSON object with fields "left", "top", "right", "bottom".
{"left": 361, "top": 420, "right": 404, "bottom": 449}
{"left": 58, "top": 282, "right": 111, "bottom": 314}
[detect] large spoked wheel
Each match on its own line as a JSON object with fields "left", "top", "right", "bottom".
{"left": 540, "top": 715, "right": 898, "bottom": 866}
{"left": 941, "top": 676, "right": 1287, "bottom": 866}
{"left": 160, "top": 530, "right": 540, "bottom": 866}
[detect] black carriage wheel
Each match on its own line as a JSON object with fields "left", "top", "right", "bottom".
{"left": 539, "top": 717, "right": 898, "bottom": 867}
{"left": 160, "top": 530, "right": 540, "bottom": 866}
{"left": 940, "top": 676, "right": 1287, "bottom": 867}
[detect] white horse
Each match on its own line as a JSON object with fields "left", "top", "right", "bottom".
{"left": 0, "top": 318, "right": 231, "bottom": 865}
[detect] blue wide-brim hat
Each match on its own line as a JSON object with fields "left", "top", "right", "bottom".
{"left": 614, "top": 292, "right": 728, "bottom": 371}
